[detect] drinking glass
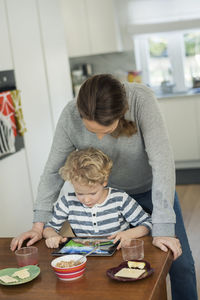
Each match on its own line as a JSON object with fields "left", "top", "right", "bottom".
{"left": 15, "top": 246, "right": 38, "bottom": 267}
{"left": 121, "top": 239, "right": 144, "bottom": 261}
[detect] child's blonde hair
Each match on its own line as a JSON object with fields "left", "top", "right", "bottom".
{"left": 59, "top": 147, "right": 113, "bottom": 186}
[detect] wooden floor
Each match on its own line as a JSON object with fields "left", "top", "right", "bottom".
{"left": 167, "top": 184, "right": 200, "bottom": 300}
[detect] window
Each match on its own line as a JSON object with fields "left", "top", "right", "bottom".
{"left": 184, "top": 32, "right": 200, "bottom": 87}
{"left": 148, "top": 36, "right": 172, "bottom": 87}
{"left": 133, "top": 30, "right": 200, "bottom": 93}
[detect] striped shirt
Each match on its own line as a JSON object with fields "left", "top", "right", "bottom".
{"left": 45, "top": 187, "right": 152, "bottom": 236}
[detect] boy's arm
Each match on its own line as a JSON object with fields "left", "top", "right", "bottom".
{"left": 123, "top": 226, "right": 149, "bottom": 239}
{"left": 42, "top": 194, "right": 69, "bottom": 248}
{"left": 107, "top": 193, "right": 152, "bottom": 249}
{"left": 43, "top": 227, "right": 60, "bottom": 239}
{"left": 46, "top": 194, "right": 70, "bottom": 233}
{"left": 108, "top": 226, "right": 149, "bottom": 249}
{"left": 43, "top": 227, "right": 67, "bottom": 249}
{"left": 122, "top": 194, "right": 152, "bottom": 232}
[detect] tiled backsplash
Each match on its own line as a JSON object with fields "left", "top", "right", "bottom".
{"left": 69, "top": 50, "right": 136, "bottom": 93}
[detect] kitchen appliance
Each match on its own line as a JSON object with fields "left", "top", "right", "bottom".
{"left": 161, "top": 80, "right": 174, "bottom": 94}
{"left": 192, "top": 76, "right": 200, "bottom": 88}
{"left": 71, "top": 64, "right": 93, "bottom": 97}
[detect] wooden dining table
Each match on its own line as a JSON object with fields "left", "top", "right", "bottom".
{"left": 0, "top": 236, "right": 173, "bottom": 300}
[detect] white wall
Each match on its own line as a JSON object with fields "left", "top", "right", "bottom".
{"left": 0, "top": 0, "right": 72, "bottom": 236}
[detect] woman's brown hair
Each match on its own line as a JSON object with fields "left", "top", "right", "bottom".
{"left": 77, "top": 74, "right": 137, "bottom": 138}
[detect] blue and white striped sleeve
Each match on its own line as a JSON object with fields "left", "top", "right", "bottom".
{"left": 121, "top": 193, "right": 152, "bottom": 232}
{"left": 45, "top": 195, "right": 69, "bottom": 232}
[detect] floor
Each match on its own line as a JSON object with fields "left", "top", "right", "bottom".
{"left": 167, "top": 184, "right": 200, "bottom": 300}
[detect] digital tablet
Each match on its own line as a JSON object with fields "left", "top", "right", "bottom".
{"left": 52, "top": 237, "right": 119, "bottom": 257}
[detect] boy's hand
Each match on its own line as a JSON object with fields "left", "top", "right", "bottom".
{"left": 108, "top": 226, "right": 149, "bottom": 250}
{"left": 45, "top": 236, "right": 67, "bottom": 249}
{"left": 108, "top": 231, "right": 135, "bottom": 250}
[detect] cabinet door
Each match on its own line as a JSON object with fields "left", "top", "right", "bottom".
{"left": 86, "top": 0, "right": 122, "bottom": 55}
{"left": 0, "top": 0, "right": 33, "bottom": 236}
{"left": 38, "top": 0, "right": 73, "bottom": 126}
{"left": 159, "top": 98, "right": 200, "bottom": 161}
{"left": 60, "top": 0, "right": 90, "bottom": 57}
{"left": 7, "top": 0, "right": 54, "bottom": 198}
{"left": 0, "top": 0, "right": 13, "bottom": 70}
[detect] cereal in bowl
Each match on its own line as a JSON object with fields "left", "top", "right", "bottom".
{"left": 56, "top": 260, "right": 80, "bottom": 268}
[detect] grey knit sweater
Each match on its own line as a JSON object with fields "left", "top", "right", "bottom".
{"left": 34, "top": 82, "right": 176, "bottom": 236}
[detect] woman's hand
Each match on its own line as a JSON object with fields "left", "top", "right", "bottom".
{"left": 152, "top": 236, "right": 182, "bottom": 260}
{"left": 10, "top": 223, "right": 44, "bottom": 251}
{"left": 45, "top": 236, "right": 67, "bottom": 249}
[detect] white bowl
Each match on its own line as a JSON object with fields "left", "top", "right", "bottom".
{"left": 51, "top": 254, "right": 87, "bottom": 280}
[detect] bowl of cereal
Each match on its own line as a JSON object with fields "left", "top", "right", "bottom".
{"left": 51, "top": 255, "right": 87, "bottom": 281}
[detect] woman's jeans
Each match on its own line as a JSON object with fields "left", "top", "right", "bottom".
{"left": 129, "top": 190, "right": 198, "bottom": 300}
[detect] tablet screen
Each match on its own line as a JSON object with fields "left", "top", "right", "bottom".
{"left": 52, "top": 237, "right": 119, "bottom": 256}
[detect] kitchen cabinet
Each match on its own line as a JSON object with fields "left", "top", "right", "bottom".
{"left": 0, "top": 0, "right": 12, "bottom": 70}
{"left": 158, "top": 95, "right": 200, "bottom": 167}
{"left": 60, "top": 0, "right": 122, "bottom": 57}
{"left": 0, "top": 0, "right": 33, "bottom": 236}
{"left": 0, "top": 0, "right": 72, "bottom": 236}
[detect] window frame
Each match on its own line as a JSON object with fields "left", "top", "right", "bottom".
{"left": 133, "top": 29, "right": 200, "bottom": 92}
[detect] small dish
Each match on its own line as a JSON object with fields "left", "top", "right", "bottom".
{"left": 106, "top": 260, "right": 154, "bottom": 282}
{"left": 0, "top": 265, "right": 40, "bottom": 285}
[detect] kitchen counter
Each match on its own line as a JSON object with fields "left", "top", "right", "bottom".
{"left": 155, "top": 88, "right": 200, "bottom": 99}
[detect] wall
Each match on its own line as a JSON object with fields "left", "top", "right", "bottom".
{"left": 70, "top": 50, "right": 135, "bottom": 76}
{"left": 0, "top": 0, "right": 72, "bottom": 237}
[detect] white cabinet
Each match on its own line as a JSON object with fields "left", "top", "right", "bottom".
{"left": 158, "top": 96, "right": 200, "bottom": 166}
{"left": 0, "top": 0, "right": 12, "bottom": 70}
{"left": 86, "top": 0, "right": 122, "bottom": 55}
{"left": 0, "top": 0, "right": 72, "bottom": 236}
{"left": 59, "top": 0, "right": 90, "bottom": 57}
{"left": 60, "top": 0, "right": 122, "bottom": 57}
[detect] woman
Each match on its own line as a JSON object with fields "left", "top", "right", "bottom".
{"left": 11, "top": 74, "right": 197, "bottom": 300}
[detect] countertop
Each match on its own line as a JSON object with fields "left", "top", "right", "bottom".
{"left": 155, "top": 88, "right": 200, "bottom": 99}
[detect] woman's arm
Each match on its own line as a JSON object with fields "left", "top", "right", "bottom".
{"left": 136, "top": 85, "right": 176, "bottom": 236}
{"left": 11, "top": 104, "right": 76, "bottom": 251}
{"left": 33, "top": 104, "right": 76, "bottom": 223}
{"left": 135, "top": 86, "right": 182, "bottom": 260}
{"left": 11, "top": 182, "right": 70, "bottom": 251}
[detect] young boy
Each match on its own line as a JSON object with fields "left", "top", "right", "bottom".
{"left": 43, "top": 148, "right": 152, "bottom": 249}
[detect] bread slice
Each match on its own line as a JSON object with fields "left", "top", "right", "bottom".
{"left": 127, "top": 261, "right": 146, "bottom": 269}
{"left": 0, "top": 275, "right": 18, "bottom": 283}
{"left": 12, "top": 269, "right": 30, "bottom": 279}
{"left": 115, "top": 268, "right": 146, "bottom": 279}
